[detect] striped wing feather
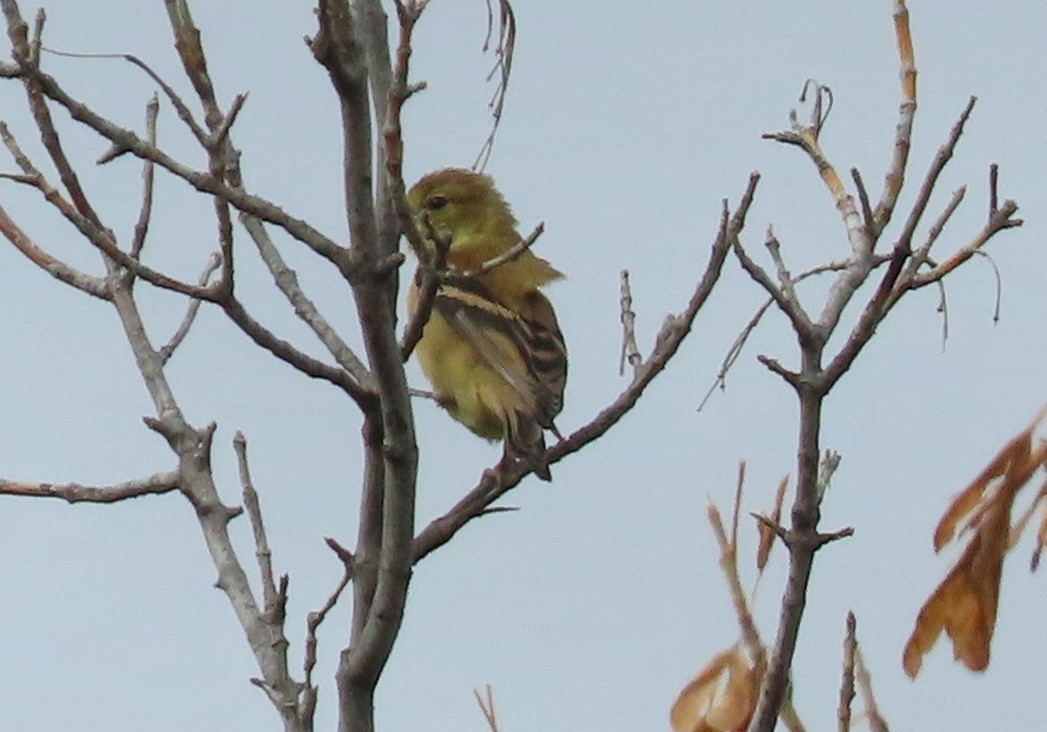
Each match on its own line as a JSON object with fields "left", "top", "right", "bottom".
{"left": 434, "top": 285, "right": 567, "bottom": 477}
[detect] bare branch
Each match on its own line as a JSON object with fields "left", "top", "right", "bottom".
{"left": 384, "top": 0, "right": 427, "bottom": 188}
{"left": 210, "top": 92, "right": 248, "bottom": 151}
{"left": 618, "top": 269, "right": 642, "bottom": 376}
{"left": 474, "top": 683, "right": 501, "bottom": 732}
{"left": 0, "top": 118, "right": 218, "bottom": 299}
{"left": 851, "top": 168, "right": 874, "bottom": 233}
{"left": 838, "top": 612, "right": 857, "bottom": 732}
{"left": 698, "top": 297, "right": 774, "bottom": 411}
{"left": 473, "top": 0, "right": 516, "bottom": 171}
{"left": 0, "top": 198, "right": 109, "bottom": 298}
{"left": 303, "top": 560, "right": 352, "bottom": 698}
{"left": 130, "top": 94, "right": 159, "bottom": 259}
{"left": 158, "top": 253, "right": 222, "bottom": 364}
{"left": 220, "top": 295, "right": 369, "bottom": 401}
{"left": 763, "top": 82, "right": 874, "bottom": 307}
{"left": 235, "top": 431, "right": 279, "bottom": 615}
{"left": 709, "top": 498, "right": 765, "bottom": 666}
{"left": 466, "top": 221, "right": 544, "bottom": 276}
{"left": 756, "top": 354, "right": 800, "bottom": 387}
{"left": 733, "top": 237, "right": 815, "bottom": 342}
{"left": 413, "top": 173, "right": 760, "bottom": 562}
{"left": 820, "top": 121, "right": 1018, "bottom": 391}
{"left": 905, "top": 185, "right": 966, "bottom": 280}
{"left": 400, "top": 216, "right": 451, "bottom": 360}
{"left": 855, "top": 647, "right": 890, "bottom": 732}
{"left": 10, "top": 61, "right": 345, "bottom": 263}
{"left": 312, "top": 7, "right": 419, "bottom": 727}
{"left": 240, "top": 214, "right": 375, "bottom": 388}
{"left": 871, "top": 0, "right": 917, "bottom": 234}
{"left": 0, "top": 471, "right": 179, "bottom": 503}
{"left": 893, "top": 97, "right": 976, "bottom": 259}
{"left": 42, "top": 47, "right": 210, "bottom": 147}
{"left": 900, "top": 198, "right": 1020, "bottom": 294}
{"left": 973, "top": 250, "right": 1003, "bottom": 323}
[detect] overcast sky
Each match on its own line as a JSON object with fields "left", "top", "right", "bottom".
{"left": 2, "top": 1, "right": 1046, "bottom": 730}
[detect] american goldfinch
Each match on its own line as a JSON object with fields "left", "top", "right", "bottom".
{"left": 406, "top": 168, "right": 567, "bottom": 480}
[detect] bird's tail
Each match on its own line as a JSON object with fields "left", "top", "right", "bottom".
{"left": 505, "top": 411, "right": 552, "bottom": 481}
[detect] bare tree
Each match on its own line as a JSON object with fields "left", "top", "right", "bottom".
{"left": 671, "top": 2, "right": 1021, "bottom": 730}
{"left": 0, "top": 2, "right": 1025, "bottom": 731}
{"left": 734, "top": 0, "right": 1022, "bottom": 722}
{"left": 0, "top": 2, "right": 756, "bottom": 730}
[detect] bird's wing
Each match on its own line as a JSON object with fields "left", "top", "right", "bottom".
{"left": 517, "top": 290, "right": 568, "bottom": 431}
{"left": 434, "top": 285, "right": 566, "bottom": 431}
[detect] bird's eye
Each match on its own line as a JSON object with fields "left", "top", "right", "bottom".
{"left": 426, "top": 195, "right": 449, "bottom": 211}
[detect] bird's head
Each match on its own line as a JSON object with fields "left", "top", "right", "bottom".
{"left": 407, "top": 168, "right": 517, "bottom": 266}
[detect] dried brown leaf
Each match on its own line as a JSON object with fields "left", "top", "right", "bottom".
{"left": 905, "top": 408, "right": 1047, "bottom": 677}
{"left": 934, "top": 408, "right": 1047, "bottom": 551}
{"left": 903, "top": 497, "right": 1008, "bottom": 677}
{"left": 1011, "top": 477, "right": 1047, "bottom": 554}
{"left": 671, "top": 647, "right": 758, "bottom": 732}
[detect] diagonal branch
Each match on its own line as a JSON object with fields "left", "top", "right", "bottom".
{"left": 413, "top": 173, "right": 760, "bottom": 562}
{"left": 241, "top": 214, "right": 375, "bottom": 389}
{"left": 0, "top": 198, "right": 109, "bottom": 298}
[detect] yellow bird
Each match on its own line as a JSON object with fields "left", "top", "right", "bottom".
{"left": 406, "top": 168, "right": 567, "bottom": 480}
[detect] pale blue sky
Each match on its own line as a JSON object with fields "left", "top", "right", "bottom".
{"left": 2, "top": 1, "right": 1045, "bottom": 730}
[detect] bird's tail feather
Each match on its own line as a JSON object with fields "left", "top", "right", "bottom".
{"left": 506, "top": 410, "right": 552, "bottom": 481}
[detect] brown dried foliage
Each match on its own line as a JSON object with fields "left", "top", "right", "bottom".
{"left": 671, "top": 646, "right": 760, "bottom": 732}
{"left": 904, "top": 407, "right": 1047, "bottom": 677}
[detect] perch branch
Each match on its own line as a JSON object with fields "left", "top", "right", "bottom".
{"left": 413, "top": 173, "right": 760, "bottom": 562}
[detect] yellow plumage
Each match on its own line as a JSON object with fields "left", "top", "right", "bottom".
{"left": 406, "top": 168, "right": 567, "bottom": 480}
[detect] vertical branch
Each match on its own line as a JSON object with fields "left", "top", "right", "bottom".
{"left": 748, "top": 356, "right": 826, "bottom": 732}
{"left": 312, "top": 4, "right": 418, "bottom": 731}
{"left": 870, "top": 0, "right": 916, "bottom": 234}
{"left": 837, "top": 612, "right": 857, "bottom": 732}
{"left": 618, "top": 270, "right": 642, "bottom": 376}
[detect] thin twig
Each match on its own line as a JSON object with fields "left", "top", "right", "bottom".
{"left": 816, "top": 450, "right": 841, "bottom": 503}
{"left": 304, "top": 565, "right": 353, "bottom": 691}
{"left": 241, "top": 214, "right": 374, "bottom": 387}
{"left": 0, "top": 199, "right": 109, "bottom": 298}
{"left": 973, "top": 250, "right": 1002, "bottom": 323}
{"left": 467, "top": 221, "right": 544, "bottom": 275}
{"left": 235, "top": 431, "right": 279, "bottom": 614}
{"left": 837, "top": 612, "right": 857, "bottom": 732}
{"left": 474, "top": 684, "right": 500, "bottom": 732}
{"left": 130, "top": 94, "right": 159, "bottom": 259}
{"left": 905, "top": 185, "right": 966, "bottom": 280}
{"left": 473, "top": 0, "right": 516, "bottom": 171}
{"left": 159, "top": 253, "right": 223, "bottom": 364}
{"left": 699, "top": 255, "right": 888, "bottom": 410}
{"left": 733, "top": 236, "right": 815, "bottom": 341}
{"left": 855, "top": 647, "right": 890, "bottom": 732}
{"left": 851, "top": 168, "right": 874, "bottom": 233}
{"left": 870, "top": 0, "right": 916, "bottom": 234}
{"left": 618, "top": 269, "right": 642, "bottom": 376}
{"left": 709, "top": 497, "right": 765, "bottom": 666}
{"left": 401, "top": 216, "right": 452, "bottom": 360}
